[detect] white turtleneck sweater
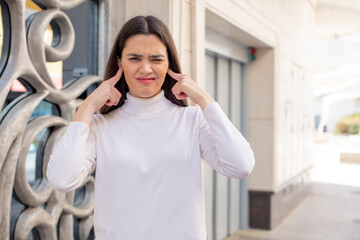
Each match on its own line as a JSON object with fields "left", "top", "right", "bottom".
{"left": 47, "top": 91, "right": 255, "bottom": 240}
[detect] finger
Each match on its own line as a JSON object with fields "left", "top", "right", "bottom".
{"left": 104, "top": 86, "right": 122, "bottom": 106}
{"left": 181, "top": 92, "right": 188, "bottom": 98}
{"left": 113, "top": 88, "right": 122, "bottom": 105}
{"left": 107, "top": 67, "right": 123, "bottom": 86}
{"left": 172, "top": 81, "right": 188, "bottom": 99}
{"left": 173, "top": 92, "right": 188, "bottom": 100}
{"left": 173, "top": 89, "right": 187, "bottom": 100}
{"left": 111, "top": 89, "right": 120, "bottom": 105}
{"left": 172, "top": 83, "right": 188, "bottom": 100}
{"left": 105, "top": 89, "right": 119, "bottom": 106}
{"left": 171, "top": 82, "right": 181, "bottom": 96}
{"left": 178, "top": 93, "right": 188, "bottom": 100}
{"left": 168, "top": 69, "right": 183, "bottom": 81}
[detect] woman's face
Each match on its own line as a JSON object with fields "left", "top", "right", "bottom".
{"left": 120, "top": 34, "right": 169, "bottom": 99}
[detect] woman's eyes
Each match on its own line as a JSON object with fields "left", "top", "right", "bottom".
{"left": 128, "top": 58, "right": 164, "bottom": 63}
{"left": 151, "top": 59, "right": 163, "bottom": 62}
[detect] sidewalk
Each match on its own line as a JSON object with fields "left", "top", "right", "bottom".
{"left": 225, "top": 134, "right": 360, "bottom": 240}
{"left": 225, "top": 182, "right": 360, "bottom": 240}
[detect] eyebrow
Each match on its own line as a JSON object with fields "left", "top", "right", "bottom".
{"left": 126, "top": 53, "right": 165, "bottom": 58}
{"left": 149, "top": 54, "right": 165, "bottom": 58}
{"left": 126, "top": 53, "right": 142, "bottom": 57}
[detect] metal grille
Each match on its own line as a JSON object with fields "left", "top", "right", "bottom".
{"left": 0, "top": 1, "right": 101, "bottom": 239}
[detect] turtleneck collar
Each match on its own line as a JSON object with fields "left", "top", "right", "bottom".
{"left": 121, "top": 90, "right": 173, "bottom": 116}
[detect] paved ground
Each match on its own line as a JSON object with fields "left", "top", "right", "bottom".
{"left": 224, "top": 134, "right": 360, "bottom": 240}
{"left": 225, "top": 183, "right": 360, "bottom": 240}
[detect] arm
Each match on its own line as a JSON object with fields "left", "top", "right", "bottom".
{"left": 168, "top": 69, "right": 255, "bottom": 178}
{"left": 199, "top": 103, "right": 255, "bottom": 179}
{"left": 46, "top": 122, "right": 97, "bottom": 192}
{"left": 47, "top": 68, "right": 123, "bottom": 192}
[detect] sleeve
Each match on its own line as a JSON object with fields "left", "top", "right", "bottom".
{"left": 199, "top": 102, "right": 255, "bottom": 179}
{"left": 46, "top": 121, "right": 97, "bottom": 192}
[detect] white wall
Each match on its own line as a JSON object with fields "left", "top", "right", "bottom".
{"left": 202, "top": 0, "right": 315, "bottom": 191}
{"left": 248, "top": 0, "right": 315, "bottom": 190}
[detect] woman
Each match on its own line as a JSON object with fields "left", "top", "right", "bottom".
{"left": 47, "top": 15, "right": 255, "bottom": 240}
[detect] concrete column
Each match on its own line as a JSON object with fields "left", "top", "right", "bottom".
{"left": 190, "top": 0, "right": 206, "bottom": 87}
{"left": 98, "top": 0, "right": 126, "bottom": 76}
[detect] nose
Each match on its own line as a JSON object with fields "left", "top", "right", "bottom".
{"left": 139, "top": 61, "right": 153, "bottom": 75}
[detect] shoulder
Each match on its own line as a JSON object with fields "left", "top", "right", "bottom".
{"left": 182, "top": 102, "right": 223, "bottom": 125}
{"left": 174, "top": 104, "right": 204, "bottom": 124}
{"left": 90, "top": 108, "right": 121, "bottom": 132}
{"left": 174, "top": 104, "right": 200, "bottom": 114}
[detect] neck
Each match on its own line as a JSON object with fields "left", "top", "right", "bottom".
{"left": 122, "top": 90, "right": 172, "bottom": 116}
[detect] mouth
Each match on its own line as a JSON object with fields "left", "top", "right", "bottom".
{"left": 136, "top": 77, "right": 156, "bottom": 84}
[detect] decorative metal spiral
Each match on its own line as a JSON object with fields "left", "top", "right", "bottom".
{"left": 0, "top": 0, "right": 101, "bottom": 239}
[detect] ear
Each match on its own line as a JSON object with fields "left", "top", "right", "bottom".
{"left": 117, "top": 57, "right": 122, "bottom": 68}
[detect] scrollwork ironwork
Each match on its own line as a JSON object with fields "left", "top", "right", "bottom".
{"left": 0, "top": 0, "right": 100, "bottom": 239}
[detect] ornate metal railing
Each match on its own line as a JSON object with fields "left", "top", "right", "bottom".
{"left": 0, "top": 0, "right": 101, "bottom": 239}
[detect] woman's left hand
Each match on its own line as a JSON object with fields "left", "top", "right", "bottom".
{"left": 168, "top": 69, "right": 215, "bottom": 110}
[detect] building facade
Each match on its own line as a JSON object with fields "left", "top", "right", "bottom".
{"left": 0, "top": 0, "right": 314, "bottom": 239}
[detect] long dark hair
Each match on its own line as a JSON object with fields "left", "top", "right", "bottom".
{"left": 100, "top": 15, "right": 187, "bottom": 114}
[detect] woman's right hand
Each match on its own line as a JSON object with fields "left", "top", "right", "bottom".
{"left": 72, "top": 68, "right": 123, "bottom": 125}
{"left": 86, "top": 67, "right": 123, "bottom": 112}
